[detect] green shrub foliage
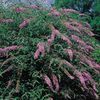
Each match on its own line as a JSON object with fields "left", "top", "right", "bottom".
{"left": 0, "top": 5, "right": 100, "bottom": 100}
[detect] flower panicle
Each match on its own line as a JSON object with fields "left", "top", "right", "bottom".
{"left": 19, "top": 19, "right": 30, "bottom": 29}
{"left": 34, "top": 42, "right": 45, "bottom": 59}
{"left": 0, "top": 18, "right": 14, "bottom": 23}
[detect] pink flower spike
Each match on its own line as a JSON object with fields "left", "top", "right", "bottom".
{"left": 19, "top": 19, "right": 30, "bottom": 29}
{"left": 82, "top": 71, "right": 98, "bottom": 91}
{"left": 82, "top": 71, "right": 92, "bottom": 82}
{"left": 64, "top": 60, "right": 75, "bottom": 69}
{"left": 51, "top": 74, "right": 59, "bottom": 92}
{"left": 34, "top": 42, "right": 46, "bottom": 59}
{"left": 93, "top": 62, "right": 100, "bottom": 71}
{"left": 62, "top": 8, "right": 79, "bottom": 14}
{"left": 85, "top": 45, "right": 94, "bottom": 52}
{"left": 71, "top": 35, "right": 86, "bottom": 46}
{"left": 5, "top": 46, "right": 22, "bottom": 51}
{"left": 15, "top": 7, "right": 25, "bottom": 13}
{"left": 34, "top": 50, "right": 40, "bottom": 60}
{"left": 42, "top": 74, "right": 54, "bottom": 92}
{"left": 50, "top": 8, "right": 61, "bottom": 17}
{"left": 61, "top": 35, "right": 72, "bottom": 46}
{"left": 48, "top": 39, "right": 53, "bottom": 45}
{"left": 64, "top": 49, "right": 73, "bottom": 61}
{"left": 0, "top": 19, "right": 14, "bottom": 23}
{"left": 75, "top": 70, "right": 87, "bottom": 89}
{"left": 37, "top": 42, "right": 45, "bottom": 56}
{"left": 63, "top": 22, "right": 81, "bottom": 33}
{"left": 0, "top": 45, "right": 22, "bottom": 57}
{"left": 85, "top": 30, "right": 94, "bottom": 37}
{"left": 49, "top": 97, "right": 53, "bottom": 100}
{"left": 29, "top": 5, "right": 39, "bottom": 9}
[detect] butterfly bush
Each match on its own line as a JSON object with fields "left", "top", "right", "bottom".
{"left": 0, "top": 6, "right": 99, "bottom": 100}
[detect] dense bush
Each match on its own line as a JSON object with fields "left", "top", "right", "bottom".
{"left": 0, "top": 5, "right": 100, "bottom": 100}
{"left": 55, "top": 0, "right": 100, "bottom": 40}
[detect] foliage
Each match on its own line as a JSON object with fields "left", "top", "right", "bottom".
{"left": 0, "top": 5, "right": 100, "bottom": 100}
{"left": 55, "top": 0, "right": 100, "bottom": 40}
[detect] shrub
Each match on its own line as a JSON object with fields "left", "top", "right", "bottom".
{"left": 0, "top": 5, "right": 100, "bottom": 100}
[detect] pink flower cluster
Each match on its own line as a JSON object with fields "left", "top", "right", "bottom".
{"left": 61, "top": 35, "right": 72, "bottom": 46}
{"left": 29, "top": 5, "right": 39, "bottom": 9}
{"left": 61, "top": 67, "right": 74, "bottom": 80}
{"left": 15, "top": 7, "right": 26, "bottom": 13}
{"left": 75, "top": 70, "right": 87, "bottom": 89}
{"left": 64, "top": 49, "right": 73, "bottom": 61}
{"left": 82, "top": 71, "right": 98, "bottom": 99}
{"left": 42, "top": 74, "right": 59, "bottom": 92}
{"left": 63, "top": 21, "right": 81, "bottom": 33}
{"left": 50, "top": 8, "right": 61, "bottom": 17}
{"left": 62, "top": 60, "right": 98, "bottom": 95}
{"left": 0, "top": 18, "right": 14, "bottom": 23}
{"left": 84, "top": 30, "right": 94, "bottom": 37}
{"left": 34, "top": 42, "right": 45, "bottom": 59}
{"left": 83, "top": 57, "right": 100, "bottom": 72}
{"left": 69, "top": 19, "right": 83, "bottom": 27}
{"left": 71, "top": 35, "right": 86, "bottom": 46}
{"left": 71, "top": 35, "right": 94, "bottom": 52}
{"left": 48, "top": 25, "right": 60, "bottom": 45}
{"left": 0, "top": 45, "right": 22, "bottom": 57}
{"left": 19, "top": 19, "right": 30, "bottom": 29}
{"left": 61, "top": 8, "right": 79, "bottom": 14}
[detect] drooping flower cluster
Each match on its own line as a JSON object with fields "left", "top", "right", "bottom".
{"left": 48, "top": 7, "right": 61, "bottom": 17}
{"left": 15, "top": 7, "right": 26, "bottom": 13}
{"left": 61, "top": 8, "right": 80, "bottom": 14}
{"left": 42, "top": 74, "right": 59, "bottom": 92}
{"left": 0, "top": 45, "right": 22, "bottom": 57}
{"left": 0, "top": 18, "right": 14, "bottom": 23}
{"left": 47, "top": 25, "right": 60, "bottom": 45}
{"left": 19, "top": 19, "right": 30, "bottom": 29}
{"left": 34, "top": 42, "right": 45, "bottom": 59}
